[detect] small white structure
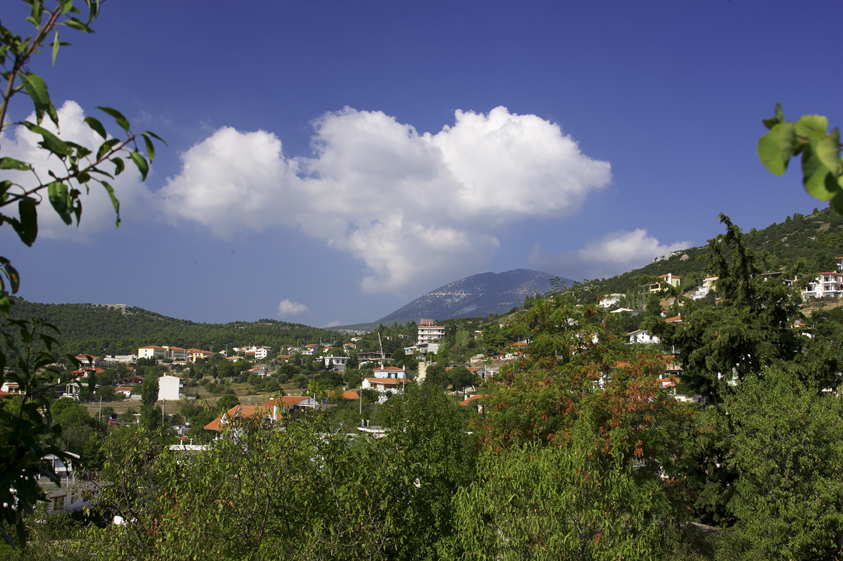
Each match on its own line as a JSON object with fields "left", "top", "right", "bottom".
{"left": 627, "top": 329, "right": 660, "bottom": 345}
{"left": 609, "top": 307, "right": 641, "bottom": 316}
{"left": 157, "top": 375, "right": 183, "bottom": 401}
{"left": 599, "top": 294, "right": 624, "bottom": 308}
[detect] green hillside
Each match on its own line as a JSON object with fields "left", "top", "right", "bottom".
{"left": 589, "top": 207, "right": 843, "bottom": 302}
{"left": 1, "top": 300, "right": 345, "bottom": 358}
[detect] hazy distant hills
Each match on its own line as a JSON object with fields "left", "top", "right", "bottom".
{"left": 377, "top": 269, "right": 567, "bottom": 325}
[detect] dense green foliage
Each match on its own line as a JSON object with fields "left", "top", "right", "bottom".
{"left": 10, "top": 216, "right": 843, "bottom": 558}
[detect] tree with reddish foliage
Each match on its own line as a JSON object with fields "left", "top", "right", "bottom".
{"left": 477, "top": 294, "right": 693, "bottom": 478}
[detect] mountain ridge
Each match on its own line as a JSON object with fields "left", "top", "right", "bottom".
{"left": 376, "top": 269, "right": 568, "bottom": 324}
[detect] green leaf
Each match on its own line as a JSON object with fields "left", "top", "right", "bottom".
{"left": 52, "top": 31, "right": 59, "bottom": 66}
{"left": 129, "top": 151, "right": 149, "bottom": 181}
{"left": 16, "top": 199, "right": 38, "bottom": 246}
{"left": 83, "top": 116, "right": 107, "bottom": 139}
{"left": 142, "top": 130, "right": 168, "bottom": 146}
{"left": 96, "top": 106, "right": 129, "bottom": 132}
{"left": 31, "top": 1, "right": 44, "bottom": 25}
{"left": 801, "top": 138, "right": 837, "bottom": 201}
{"left": 62, "top": 18, "right": 93, "bottom": 33}
{"left": 95, "top": 138, "right": 121, "bottom": 162}
{"left": 59, "top": 0, "right": 74, "bottom": 15}
{"left": 758, "top": 122, "right": 795, "bottom": 176}
{"left": 111, "top": 157, "right": 125, "bottom": 175}
{"left": 19, "top": 73, "right": 57, "bottom": 127}
{"left": 831, "top": 188, "right": 843, "bottom": 215}
{"left": 814, "top": 128, "right": 840, "bottom": 177}
{"left": 21, "top": 123, "right": 72, "bottom": 156}
{"left": 0, "top": 158, "right": 31, "bottom": 171}
{"left": 5, "top": 263, "right": 20, "bottom": 294}
{"left": 143, "top": 134, "right": 156, "bottom": 163}
{"left": 101, "top": 181, "right": 120, "bottom": 226}
{"left": 48, "top": 182, "right": 72, "bottom": 225}
{"left": 0, "top": 295, "right": 10, "bottom": 318}
{"left": 762, "top": 103, "right": 784, "bottom": 130}
{"left": 795, "top": 114, "right": 828, "bottom": 139}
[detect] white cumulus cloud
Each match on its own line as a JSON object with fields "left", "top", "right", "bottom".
{"left": 0, "top": 101, "right": 157, "bottom": 242}
{"left": 277, "top": 299, "right": 308, "bottom": 317}
{"left": 158, "top": 106, "right": 612, "bottom": 295}
{"left": 530, "top": 229, "right": 693, "bottom": 280}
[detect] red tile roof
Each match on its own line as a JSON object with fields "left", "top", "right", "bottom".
{"left": 365, "top": 377, "right": 404, "bottom": 385}
{"left": 204, "top": 404, "right": 264, "bottom": 431}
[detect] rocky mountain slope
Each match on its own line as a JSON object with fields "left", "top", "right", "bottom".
{"left": 377, "top": 269, "right": 567, "bottom": 324}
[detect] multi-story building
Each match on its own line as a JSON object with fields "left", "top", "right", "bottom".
{"left": 803, "top": 272, "right": 843, "bottom": 299}
{"left": 417, "top": 319, "right": 445, "bottom": 345}
{"left": 138, "top": 345, "right": 167, "bottom": 360}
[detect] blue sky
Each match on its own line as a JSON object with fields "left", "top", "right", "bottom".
{"left": 2, "top": 0, "right": 841, "bottom": 327}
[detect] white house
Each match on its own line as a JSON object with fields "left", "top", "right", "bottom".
{"left": 692, "top": 276, "right": 718, "bottom": 300}
{"left": 241, "top": 346, "right": 271, "bottom": 360}
{"left": 362, "top": 366, "right": 408, "bottom": 402}
{"left": 323, "top": 355, "right": 349, "bottom": 370}
{"left": 115, "top": 386, "right": 134, "bottom": 399}
{"left": 650, "top": 273, "right": 681, "bottom": 293}
{"left": 0, "top": 381, "right": 21, "bottom": 394}
{"left": 627, "top": 329, "right": 660, "bottom": 345}
{"left": 157, "top": 375, "right": 183, "bottom": 401}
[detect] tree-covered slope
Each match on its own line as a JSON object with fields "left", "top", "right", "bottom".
{"left": 591, "top": 207, "right": 843, "bottom": 299}
{"left": 2, "top": 300, "right": 344, "bottom": 357}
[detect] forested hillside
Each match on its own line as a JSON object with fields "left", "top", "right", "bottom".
{"left": 1, "top": 300, "right": 344, "bottom": 357}
{"left": 590, "top": 206, "right": 843, "bottom": 299}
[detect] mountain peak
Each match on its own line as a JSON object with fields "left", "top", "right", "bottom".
{"left": 377, "top": 269, "right": 568, "bottom": 323}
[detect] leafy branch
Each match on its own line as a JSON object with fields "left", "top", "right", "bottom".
{"left": 0, "top": 0, "right": 166, "bottom": 314}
